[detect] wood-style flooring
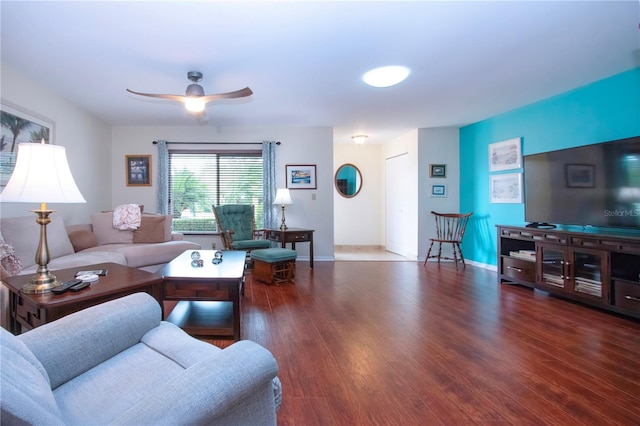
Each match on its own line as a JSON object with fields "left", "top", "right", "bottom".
{"left": 201, "top": 261, "right": 640, "bottom": 425}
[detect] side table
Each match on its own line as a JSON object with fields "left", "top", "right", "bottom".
{"left": 2, "top": 262, "right": 162, "bottom": 334}
{"left": 264, "top": 228, "right": 315, "bottom": 268}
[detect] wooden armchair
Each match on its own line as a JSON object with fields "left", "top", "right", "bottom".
{"left": 213, "top": 205, "right": 271, "bottom": 252}
{"left": 424, "top": 211, "right": 473, "bottom": 268}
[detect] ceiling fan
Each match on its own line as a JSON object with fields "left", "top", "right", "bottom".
{"left": 126, "top": 71, "right": 253, "bottom": 115}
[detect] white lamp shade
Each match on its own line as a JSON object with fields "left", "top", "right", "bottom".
{"left": 273, "top": 188, "right": 293, "bottom": 205}
{"left": 0, "top": 143, "right": 86, "bottom": 203}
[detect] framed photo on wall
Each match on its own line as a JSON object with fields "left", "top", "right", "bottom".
{"left": 490, "top": 172, "right": 522, "bottom": 203}
{"left": 489, "top": 137, "right": 522, "bottom": 172}
{"left": 429, "top": 164, "right": 446, "bottom": 178}
{"left": 126, "top": 155, "right": 152, "bottom": 186}
{"left": 286, "top": 164, "right": 317, "bottom": 189}
{"left": 430, "top": 184, "right": 447, "bottom": 198}
{"left": 1, "top": 100, "right": 56, "bottom": 187}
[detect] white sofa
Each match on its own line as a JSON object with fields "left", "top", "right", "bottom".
{"left": 0, "top": 212, "right": 201, "bottom": 275}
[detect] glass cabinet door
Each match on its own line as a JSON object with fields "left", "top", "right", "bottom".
{"left": 538, "top": 244, "right": 567, "bottom": 289}
{"left": 571, "top": 249, "right": 608, "bottom": 300}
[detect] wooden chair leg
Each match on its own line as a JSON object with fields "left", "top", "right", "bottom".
{"left": 456, "top": 243, "right": 466, "bottom": 268}
{"left": 437, "top": 242, "right": 443, "bottom": 264}
{"left": 424, "top": 241, "right": 435, "bottom": 265}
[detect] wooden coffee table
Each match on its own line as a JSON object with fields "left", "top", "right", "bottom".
{"left": 158, "top": 250, "right": 246, "bottom": 341}
{"left": 3, "top": 262, "right": 162, "bottom": 334}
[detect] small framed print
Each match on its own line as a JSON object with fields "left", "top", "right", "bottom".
{"left": 565, "top": 164, "right": 595, "bottom": 188}
{"left": 430, "top": 164, "right": 446, "bottom": 178}
{"left": 286, "top": 164, "right": 317, "bottom": 190}
{"left": 431, "top": 184, "right": 447, "bottom": 198}
{"left": 489, "top": 137, "right": 522, "bottom": 172}
{"left": 126, "top": 155, "right": 151, "bottom": 186}
{"left": 490, "top": 173, "right": 522, "bottom": 203}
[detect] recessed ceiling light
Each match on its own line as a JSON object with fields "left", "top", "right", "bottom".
{"left": 362, "top": 66, "right": 410, "bottom": 88}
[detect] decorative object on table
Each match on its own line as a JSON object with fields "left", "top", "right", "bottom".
{"left": 273, "top": 188, "right": 293, "bottom": 230}
{"left": 285, "top": 164, "right": 316, "bottom": 190}
{"left": 489, "top": 137, "right": 522, "bottom": 172}
{"left": 125, "top": 155, "right": 151, "bottom": 186}
{"left": 0, "top": 101, "right": 55, "bottom": 188}
{"left": 430, "top": 184, "right": 447, "bottom": 198}
{"left": 0, "top": 142, "right": 86, "bottom": 293}
{"left": 212, "top": 250, "right": 223, "bottom": 264}
{"left": 335, "top": 163, "right": 362, "bottom": 198}
{"left": 490, "top": 172, "right": 523, "bottom": 203}
{"left": 429, "top": 164, "right": 447, "bottom": 178}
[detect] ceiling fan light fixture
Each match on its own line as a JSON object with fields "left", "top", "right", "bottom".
{"left": 351, "top": 135, "right": 368, "bottom": 145}
{"left": 184, "top": 97, "right": 206, "bottom": 113}
{"left": 363, "top": 66, "right": 410, "bottom": 88}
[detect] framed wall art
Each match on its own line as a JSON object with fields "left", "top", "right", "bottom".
{"left": 489, "top": 137, "right": 522, "bottom": 172}
{"left": 430, "top": 184, "right": 447, "bottom": 198}
{"left": 490, "top": 173, "right": 522, "bottom": 203}
{"left": 429, "top": 164, "right": 446, "bottom": 178}
{"left": 565, "top": 164, "right": 595, "bottom": 188}
{"left": 286, "top": 164, "right": 317, "bottom": 189}
{"left": 126, "top": 155, "right": 152, "bottom": 186}
{"left": 1, "top": 100, "right": 56, "bottom": 187}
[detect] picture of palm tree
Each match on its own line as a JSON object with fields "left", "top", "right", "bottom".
{"left": 1, "top": 104, "right": 52, "bottom": 186}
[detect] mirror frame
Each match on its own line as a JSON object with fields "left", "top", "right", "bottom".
{"left": 334, "top": 163, "right": 363, "bottom": 198}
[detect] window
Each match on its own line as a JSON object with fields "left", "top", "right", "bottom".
{"left": 168, "top": 150, "right": 263, "bottom": 233}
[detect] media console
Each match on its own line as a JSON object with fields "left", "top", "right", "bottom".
{"left": 497, "top": 225, "right": 640, "bottom": 319}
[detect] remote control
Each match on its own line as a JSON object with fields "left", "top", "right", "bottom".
{"left": 52, "top": 279, "right": 83, "bottom": 295}
{"left": 69, "top": 281, "right": 91, "bottom": 292}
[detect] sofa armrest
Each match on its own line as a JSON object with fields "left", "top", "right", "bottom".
{"left": 18, "top": 293, "right": 162, "bottom": 389}
{"left": 170, "top": 232, "right": 184, "bottom": 241}
{"left": 114, "top": 340, "right": 279, "bottom": 425}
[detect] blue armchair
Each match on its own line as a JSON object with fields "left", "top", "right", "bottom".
{"left": 1, "top": 292, "right": 282, "bottom": 425}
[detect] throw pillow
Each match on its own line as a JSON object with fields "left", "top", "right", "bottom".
{"left": 91, "top": 212, "right": 134, "bottom": 245}
{"left": 68, "top": 230, "right": 98, "bottom": 252}
{"left": 133, "top": 215, "right": 167, "bottom": 243}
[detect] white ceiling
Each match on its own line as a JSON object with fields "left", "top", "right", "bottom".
{"left": 1, "top": 1, "right": 638, "bottom": 144}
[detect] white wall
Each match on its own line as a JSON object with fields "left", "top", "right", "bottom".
{"left": 0, "top": 64, "right": 113, "bottom": 224}
{"left": 333, "top": 143, "right": 383, "bottom": 246}
{"left": 111, "top": 125, "right": 335, "bottom": 261}
{"left": 418, "top": 127, "right": 461, "bottom": 260}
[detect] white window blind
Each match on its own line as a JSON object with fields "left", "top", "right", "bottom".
{"left": 168, "top": 150, "right": 263, "bottom": 233}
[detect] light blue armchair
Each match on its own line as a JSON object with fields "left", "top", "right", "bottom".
{"left": 1, "top": 292, "right": 281, "bottom": 425}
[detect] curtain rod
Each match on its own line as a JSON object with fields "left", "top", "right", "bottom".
{"left": 152, "top": 140, "right": 280, "bottom": 145}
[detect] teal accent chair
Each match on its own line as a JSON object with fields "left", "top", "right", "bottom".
{"left": 213, "top": 205, "right": 271, "bottom": 252}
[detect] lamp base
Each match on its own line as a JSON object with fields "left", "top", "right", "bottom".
{"left": 22, "top": 273, "right": 63, "bottom": 294}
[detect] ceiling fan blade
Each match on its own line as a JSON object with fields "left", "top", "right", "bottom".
{"left": 126, "top": 89, "right": 186, "bottom": 102}
{"left": 200, "top": 87, "right": 253, "bottom": 102}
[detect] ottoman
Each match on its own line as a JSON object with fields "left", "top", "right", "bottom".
{"left": 251, "top": 248, "right": 297, "bottom": 284}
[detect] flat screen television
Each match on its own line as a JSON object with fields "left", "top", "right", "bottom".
{"left": 523, "top": 136, "right": 640, "bottom": 230}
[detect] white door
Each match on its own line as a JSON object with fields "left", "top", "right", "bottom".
{"left": 385, "top": 153, "right": 409, "bottom": 256}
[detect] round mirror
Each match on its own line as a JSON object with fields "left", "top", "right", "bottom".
{"left": 335, "top": 163, "right": 362, "bottom": 198}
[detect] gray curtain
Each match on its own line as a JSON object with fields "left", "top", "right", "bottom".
{"left": 262, "top": 141, "right": 278, "bottom": 228}
{"left": 156, "top": 140, "right": 169, "bottom": 215}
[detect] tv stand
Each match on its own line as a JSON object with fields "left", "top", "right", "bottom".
{"left": 525, "top": 222, "right": 556, "bottom": 229}
{"left": 497, "top": 225, "right": 640, "bottom": 319}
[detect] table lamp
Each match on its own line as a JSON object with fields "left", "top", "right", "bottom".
{"left": 273, "top": 188, "right": 293, "bottom": 230}
{"left": 0, "top": 142, "right": 86, "bottom": 294}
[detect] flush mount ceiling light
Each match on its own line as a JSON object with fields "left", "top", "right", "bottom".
{"left": 351, "top": 135, "right": 368, "bottom": 145}
{"left": 362, "top": 66, "right": 410, "bottom": 88}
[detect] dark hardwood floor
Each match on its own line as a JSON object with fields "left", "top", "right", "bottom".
{"left": 203, "top": 261, "right": 640, "bottom": 425}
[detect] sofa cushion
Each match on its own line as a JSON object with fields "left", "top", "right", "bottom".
{"left": 18, "top": 251, "right": 127, "bottom": 275}
{"left": 84, "top": 241, "right": 199, "bottom": 268}
{"left": 91, "top": 212, "right": 134, "bottom": 245}
{"left": 68, "top": 230, "right": 98, "bottom": 252}
{"left": 133, "top": 215, "right": 169, "bottom": 243}
{"left": 0, "top": 215, "right": 75, "bottom": 269}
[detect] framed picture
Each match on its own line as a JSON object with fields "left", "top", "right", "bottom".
{"left": 1, "top": 100, "right": 56, "bottom": 187}
{"left": 286, "top": 164, "right": 317, "bottom": 190}
{"left": 489, "top": 137, "right": 522, "bottom": 172}
{"left": 565, "top": 164, "right": 595, "bottom": 188}
{"left": 430, "top": 184, "right": 447, "bottom": 198}
{"left": 126, "top": 155, "right": 152, "bottom": 186}
{"left": 490, "top": 173, "right": 522, "bottom": 203}
{"left": 430, "top": 164, "right": 446, "bottom": 178}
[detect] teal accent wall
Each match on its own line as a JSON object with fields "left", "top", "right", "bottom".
{"left": 460, "top": 68, "right": 640, "bottom": 266}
